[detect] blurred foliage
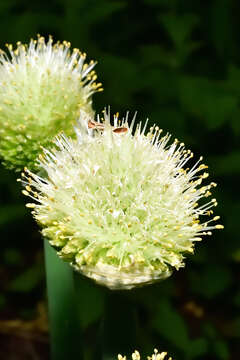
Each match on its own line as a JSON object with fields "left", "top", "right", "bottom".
{"left": 0, "top": 0, "right": 239, "bottom": 359}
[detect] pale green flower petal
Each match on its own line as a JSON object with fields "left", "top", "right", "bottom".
{"left": 0, "top": 35, "right": 102, "bottom": 171}
{"left": 22, "top": 111, "right": 223, "bottom": 289}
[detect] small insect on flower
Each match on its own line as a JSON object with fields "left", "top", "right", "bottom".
{"left": 22, "top": 110, "right": 223, "bottom": 290}
{"left": 87, "top": 119, "right": 128, "bottom": 133}
{"left": 88, "top": 119, "right": 105, "bottom": 130}
{"left": 113, "top": 127, "right": 128, "bottom": 134}
{"left": 0, "top": 35, "right": 102, "bottom": 171}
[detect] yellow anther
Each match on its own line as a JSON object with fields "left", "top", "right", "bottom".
{"left": 26, "top": 203, "right": 36, "bottom": 208}
{"left": 205, "top": 191, "right": 212, "bottom": 197}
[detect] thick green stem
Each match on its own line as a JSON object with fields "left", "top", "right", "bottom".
{"left": 101, "top": 291, "right": 137, "bottom": 360}
{"left": 44, "top": 239, "right": 82, "bottom": 360}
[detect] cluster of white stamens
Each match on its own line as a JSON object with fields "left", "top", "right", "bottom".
{"left": 21, "top": 111, "right": 223, "bottom": 289}
{"left": 0, "top": 35, "right": 102, "bottom": 171}
{"left": 118, "top": 348, "right": 173, "bottom": 360}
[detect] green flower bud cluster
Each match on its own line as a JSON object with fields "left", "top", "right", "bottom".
{"left": 0, "top": 35, "right": 102, "bottom": 171}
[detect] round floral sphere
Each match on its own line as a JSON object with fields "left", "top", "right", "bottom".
{"left": 0, "top": 35, "right": 102, "bottom": 171}
{"left": 22, "top": 111, "right": 223, "bottom": 289}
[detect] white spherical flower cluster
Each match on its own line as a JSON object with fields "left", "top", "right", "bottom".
{"left": 0, "top": 35, "right": 102, "bottom": 171}
{"left": 22, "top": 111, "right": 223, "bottom": 290}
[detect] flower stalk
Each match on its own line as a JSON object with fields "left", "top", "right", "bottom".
{"left": 44, "top": 239, "right": 83, "bottom": 360}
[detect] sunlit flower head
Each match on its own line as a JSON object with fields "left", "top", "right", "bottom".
{"left": 0, "top": 35, "right": 102, "bottom": 171}
{"left": 22, "top": 110, "right": 223, "bottom": 290}
{"left": 118, "top": 349, "right": 173, "bottom": 360}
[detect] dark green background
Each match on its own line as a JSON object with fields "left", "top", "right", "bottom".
{"left": 0, "top": 0, "right": 239, "bottom": 359}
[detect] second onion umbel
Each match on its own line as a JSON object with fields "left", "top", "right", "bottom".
{"left": 22, "top": 110, "right": 223, "bottom": 290}
{"left": 0, "top": 35, "right": 102, "bottom": 171}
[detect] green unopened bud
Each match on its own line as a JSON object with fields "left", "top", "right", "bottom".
{"left": 0, "top": 35, "right": 102, "bottom": 171}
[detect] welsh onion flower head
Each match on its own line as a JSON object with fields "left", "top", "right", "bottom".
{"left": 118, "top": 349, "right": 173, "bottom": 360}
{"left": 22, "top": 110, "right": 223, "bottom": 290}
{"left": 0, "top": 35, "right": 102, "bottom": 171}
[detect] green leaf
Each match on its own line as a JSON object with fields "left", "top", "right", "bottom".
{"left": 232, "top": 317, "right": 240, "bottom": 338}
{"left": 233, "top": 292, "right": 240, "bottom": 307}
{"left": 9, "top": 264, "right": 44, "bottom": 292}
{"left": 98, "top": 55, "right": 139, "bottom": 106}
{"left": 213, "top": 340, "right": 229, "bottom": 360}
{"left": 179, "top": 76, "right": 238, "bottom": 129}
{"left": 143, "top": 0, "right": 176, "bottom": 6}
{"left": 0, "top": 0, "right": 17, "bottom": 12}
{"left": 188, "top": 264, "right": 232, "bottom": 299}
{"left": 210, "top": 0, "right": 234, "bottom": 57}
{"left": 3, "top": 248, "right": 23, "bottom": 265}
{"left": 186, "top": 338, "right": 208, "bottom": 359}
{"left": 226, "top": 65, "right": 240, "bottom": 92}
{"left": 208, "top": 151, "right": 240, "bottom": 176}
{"left": 160, "top": 13, "right": 199, "bottom": 48}
{"left": 140, "top": 45, "right": 179, "bottom": 68}
{"left": 60, "top": 0, "right": 126, "bottom": 45}
{"left": 0, "top": 205, "right": 27, "bottom": 227}
{"left": 152, "top": 298, "right": 189, "bottom": 350}
{"left": 60, "top": 0, "right": 126, "bottom": 24}
{"left": 202, "top": 322, "right": 218, "bottom": 339}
